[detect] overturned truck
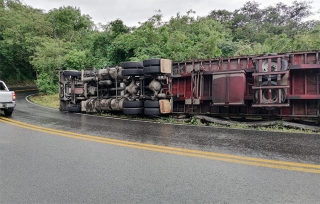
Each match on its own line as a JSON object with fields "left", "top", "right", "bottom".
{"left": 59, "top": 59, "right": 172, "bottom": 116}
{"left": 59, "top": 50, "right": 320, "bottom": 123}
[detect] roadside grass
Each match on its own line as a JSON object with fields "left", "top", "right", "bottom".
{"left": 29, "top": 94, "right": 319, "bottom": 134}
{"left": 29, "top": 93, "right": 59, "bottom": 109}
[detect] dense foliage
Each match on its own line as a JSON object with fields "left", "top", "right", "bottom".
{"left": 0, "top": 0, "right": 319, "bottom": 93}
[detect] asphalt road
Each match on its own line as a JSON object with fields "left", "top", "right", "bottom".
{"left": 0, "top": 91, "right": 320, "bottom": 203}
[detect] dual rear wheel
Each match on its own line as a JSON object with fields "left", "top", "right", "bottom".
{"left": 122, "top": 59, "right": 162, "bottom": 76}
{"left": 122, "top": 100, "right": 160, "bottom": 116}
{"left": 121, "top": 62, "right": 144, "bottom": 77}
{"left": 123, "top": 100, "right": 144, "bottom": 114}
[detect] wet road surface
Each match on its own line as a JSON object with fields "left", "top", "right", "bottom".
{"left": 0, "top": 91, "right": 320, "bottom": 203}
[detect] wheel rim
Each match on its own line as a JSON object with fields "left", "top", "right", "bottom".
{"left": 261, "top": 60, "right": 278, "bottom": 72}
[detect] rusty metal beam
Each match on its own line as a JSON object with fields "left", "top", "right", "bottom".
{"left": 289, "top": 64, "right": 320, "bottom": 69}
{"left": 252, "top": 85, "right": 289, "bottom": 89}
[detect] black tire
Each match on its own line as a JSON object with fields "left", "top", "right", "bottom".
{"left": 254, "top": 81, "right": 285, "bottom": 104}
{"left": 144, "top": 108, "right": 161, "bottom": 116}
{"left": 121, "top": 61, "right": 143, "bottom": 69}
{"left": 123, "top": 108, "right": 144, "bottom": 115}
{"left": 281, "top": 59, "right": 288, "bottom": 71}
{"left": 59, "top": 100, "right": 68, "bottom": 111}
{"left": 143, "top": 66, "right": 161, "bottom": 74}
{"left": 122, "top": 69, "right": 144, "bottom": 76}
{"left": 143, "top": 59, "right": 161, "bottom": 67}
{"left": 63, "top": 70, "right": 81, "bottom": 77}
{"left": 67, "top": 106, "right": 81, "bottom": 113}
{"left": 4, "top": 108, "right": 13, "bottom": 116}
{"left": 144, "top": 100, "right": 160, "bottom": 108}
{"left": 263, "top": 53, "right": 278, "bottom": 56}
{"left": 123, "top": 101, "right": 144, "bottom": 108}
{"left": 255, "top": 58, "right": 288, "bottom": 80}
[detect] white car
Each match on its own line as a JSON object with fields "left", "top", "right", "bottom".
{"left": 0, "top": 80, "right": 16, "bottom": 116}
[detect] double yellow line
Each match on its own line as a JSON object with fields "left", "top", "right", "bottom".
{"left": 1, "top": 116, "right": 320, "bottom": 174}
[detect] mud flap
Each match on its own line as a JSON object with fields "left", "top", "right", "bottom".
{"left": 160, "top": 59, "right": 172, "bottom": 74}
{"left": 159, "top": 99, "right": 171, "bottom": 114}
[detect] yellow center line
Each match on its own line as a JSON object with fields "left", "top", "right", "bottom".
{"left": 1, "top": 117, "right": 320, "bottom": 174}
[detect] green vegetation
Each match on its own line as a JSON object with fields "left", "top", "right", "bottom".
{"left": 0, "top": 0, "right": 319, "bottom": 90}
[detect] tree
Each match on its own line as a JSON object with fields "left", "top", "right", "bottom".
{"left": 90, "top": 19, "right": 131, "bottom": 66}
{"left": 30, "top": 38, "right": 73, "bottom": 93}
{"left": 0, "top": 0, "right": 51, "bottom": 84}
{"left": 106, "top": 11, "right": 232, "bottom": 62}
{"left": 107, "top": 13, "right": 167, "bottom": 63}
{"left": 164, "top": 13, "right": 232, "bottom": 60}
{"left": 292, "top": 26, "right": 320, "bottom": 50}
{"left": 209, "top": 1, "right": 318, "bottom": 43}
{"left": 46, "top": 6, "right": 94, "bottom": 41}
{"left": 63, "top": 50, "right": 90, "bottom": 70}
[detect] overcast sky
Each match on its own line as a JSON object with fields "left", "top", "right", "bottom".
{"left": 21, "top": 0, "right": 320, "bottom": 26}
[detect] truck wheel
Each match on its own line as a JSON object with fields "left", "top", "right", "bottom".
{"left": 254, "top": 81, "right": 285, "bottom": 104}
{"left": 144, "top": 108, "right": 160, "bottom": 116}
{"left": 123, "top": 108, "right": 144, "bottom": 115}
{"left": 144, "top": 100, "right": 160, "bottom": 108}
{"left": 121, "top": 61, "right": 143, "bottom": 69}
{"left": 143, "top": 59, "right": 161, "bottom": 67}
{"left": 63, "top": 70, "right": 81, "bottom": 77}
{"left": 122, "top": 69, "right": 144, "bottom": 76}
{"left": 59, "top": 100, "right": 68, "bottom": 111}
{"left": 143, "top": 66, "right": 161, "bottom": 74}
{"left": 255, "top": 59, "right": 288, "bottom": 80}
{"left": 67, "top": 106, "right": 81, "bottom": 113}
{"left": 4, "top": 108, "right": 13, "bottom": 116}
{"left": 123, "top": 101, "right": 144, "bottom": 108}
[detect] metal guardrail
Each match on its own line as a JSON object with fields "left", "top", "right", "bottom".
{"left": 8, "top": 86, "right": 38, "bottom": 92}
